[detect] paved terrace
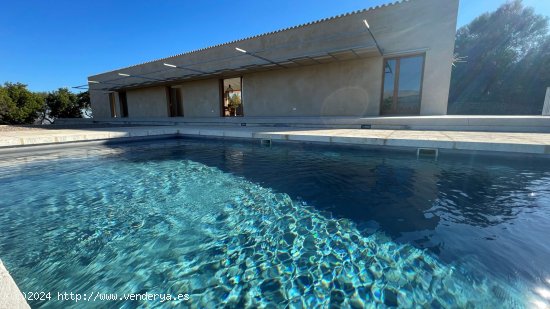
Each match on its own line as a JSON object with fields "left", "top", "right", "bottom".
{"left": 1, "top": 124, "right": 550, "bottom": 155}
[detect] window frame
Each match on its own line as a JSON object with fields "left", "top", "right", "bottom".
{"left": 380, "top": 53, "right": 426, "bottom": 116}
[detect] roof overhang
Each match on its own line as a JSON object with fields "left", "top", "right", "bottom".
{"left": 86, "top": 44, "right": 380, "bottom": 92}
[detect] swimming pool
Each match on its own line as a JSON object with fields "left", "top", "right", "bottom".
{"left": 0, "top": 138, "right": 549, "bottom": 308}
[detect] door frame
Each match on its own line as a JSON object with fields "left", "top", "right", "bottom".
{"left": 219, "top": 76, "right": 244, "bottom": 117}
{"left": 379, "top": 53, "right": 426, "bottom": 116}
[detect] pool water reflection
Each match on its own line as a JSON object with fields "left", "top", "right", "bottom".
{"left": 0, "top": 138, "right": 549, "bottom": 308}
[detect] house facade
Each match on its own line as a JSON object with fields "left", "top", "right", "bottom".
{"left": 88, "top": 0, "right": 459, "bottom": 120}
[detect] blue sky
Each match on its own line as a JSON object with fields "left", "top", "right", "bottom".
{"left": 0, "top": 0, "right": 548, "bottom": 92}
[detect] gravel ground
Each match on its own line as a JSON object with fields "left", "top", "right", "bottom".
{"left": 0, "top": 124, "right": 140, "bottom": 132}
{"left": 0, "top": 125, "right": 44, "bottom": 132}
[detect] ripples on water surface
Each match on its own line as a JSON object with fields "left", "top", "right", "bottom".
{"left": 0, "top": 138, "right": 549, "bottom": 308}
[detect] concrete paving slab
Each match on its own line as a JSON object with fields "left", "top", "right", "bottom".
{"left": 66, "top": 115, "right": 550, "bottom": 132}
{"left": 0, "top": 260, "right": 29, "bottom": 309}
{"left": 287, "top": 134, "right": 332, "bottom": 143}
{"left": 20, "top": 136, "right": 57, "bottom": 146}
{"left": 1, "top": 125, "right": 550, "bottom": 156}
{"left": 0, "top": 137, "right": 23, "bottom": 147}
{"left": 106, "top": 132, "right": 130, "bottom": 139}
{"left": 330, "top": 136, "right": 386, "bottom": 146}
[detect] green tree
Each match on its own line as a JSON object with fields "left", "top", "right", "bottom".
{"left": 504, "top": 36, "right": 550, "bottom": 111}
{"left": 0, "top": 82, "right": 44, "bottom": 124}
{"left": 77, "top": 91, "right": 92, "bottom": 117}
{"left": 228, "top": 93, "right": 241, "bottom": 116}
{"left": 46, "top": 88, "right": 83, "bottom": 119}
{"left": 228, "top": 93, "right": 241, "bottom": 109}
{"left": 449, "top": 0, "right": 549, "bottom": 114}
{"left": 0, "top": 87, "right": 15, "bottom": 122}
{"left": 33, "top": 92, "right": 50, "bottom": 124}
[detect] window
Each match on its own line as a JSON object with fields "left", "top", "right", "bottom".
{"left": 381, "top": 55, "right": 425, "bottom": 115}
{"left": 167, "top": 87, "right": 183, "bottom": 117}
{"left": 118, "top": 91, "right": 128, "bottom": 118}
{"left": 109, "top": 92, "right": 117, "bottom": 118}
{"left": 221, "top": 77, "right": 243, "bottom": 117}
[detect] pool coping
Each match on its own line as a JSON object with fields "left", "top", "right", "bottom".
{"left": 1, "top": 125, "right": 549, "bottom": 156}
{"left": 0, "top": 260, "right": 30, "bottom": 309}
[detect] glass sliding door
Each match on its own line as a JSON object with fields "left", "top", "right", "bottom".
{"left": 380, "top": 54, "right": 425, "bottom": 115}
{"left": 381, "top": 59, "right": 397, "bottom": 114}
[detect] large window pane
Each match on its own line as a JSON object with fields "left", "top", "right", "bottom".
{"left": 380, "top": 55, "right": 424, "bottom": 115}
{"left": 381, "top": 59, "right": 397, "bottom": 115}
{"left": 397, "top": 56, "right": 423, "bottom": 115}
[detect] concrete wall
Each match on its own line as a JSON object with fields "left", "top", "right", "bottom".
{"left": 126, "top": 86, "right": 168, "bottom": 117}
{"left": 244, "top": 57, "right": 382, "bottom": 116}
{"left": 89, "top": 0, "right": 458, "bottom": 118}
{"left": 90, "top": 92, "right": 120, "bottom": 119}
{"left": 180, "top": 79, "right": 220, "bottom": 117}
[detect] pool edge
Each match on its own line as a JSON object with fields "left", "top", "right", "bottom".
{"left": 0, "top": 259, "right": 30, "bottom": 309}
{"left": 1, "top": 125, "right": 549, "bottom": 157}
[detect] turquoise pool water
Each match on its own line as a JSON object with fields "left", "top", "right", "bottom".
{"left": 0, "top": 139, "right": 549, "bottom": 308}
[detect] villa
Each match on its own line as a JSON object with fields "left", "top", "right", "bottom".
{"left": 87, "top": 0, "right": 458, "bottom": 120}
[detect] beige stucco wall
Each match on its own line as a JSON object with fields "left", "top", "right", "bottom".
{"left": 244, "top": 57, "right": 382, "bottom": 116}
{"left": 88, "top": 0, "right": 458, "bottom": 118}
{"left": 126, "top": 86, "right": 168, "bottom": 117}
{"left": 370, "top": 0, "right": 458, "bottom": 115}
{"left": 180, "top": 79, "right": 220, "bottom": 117}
